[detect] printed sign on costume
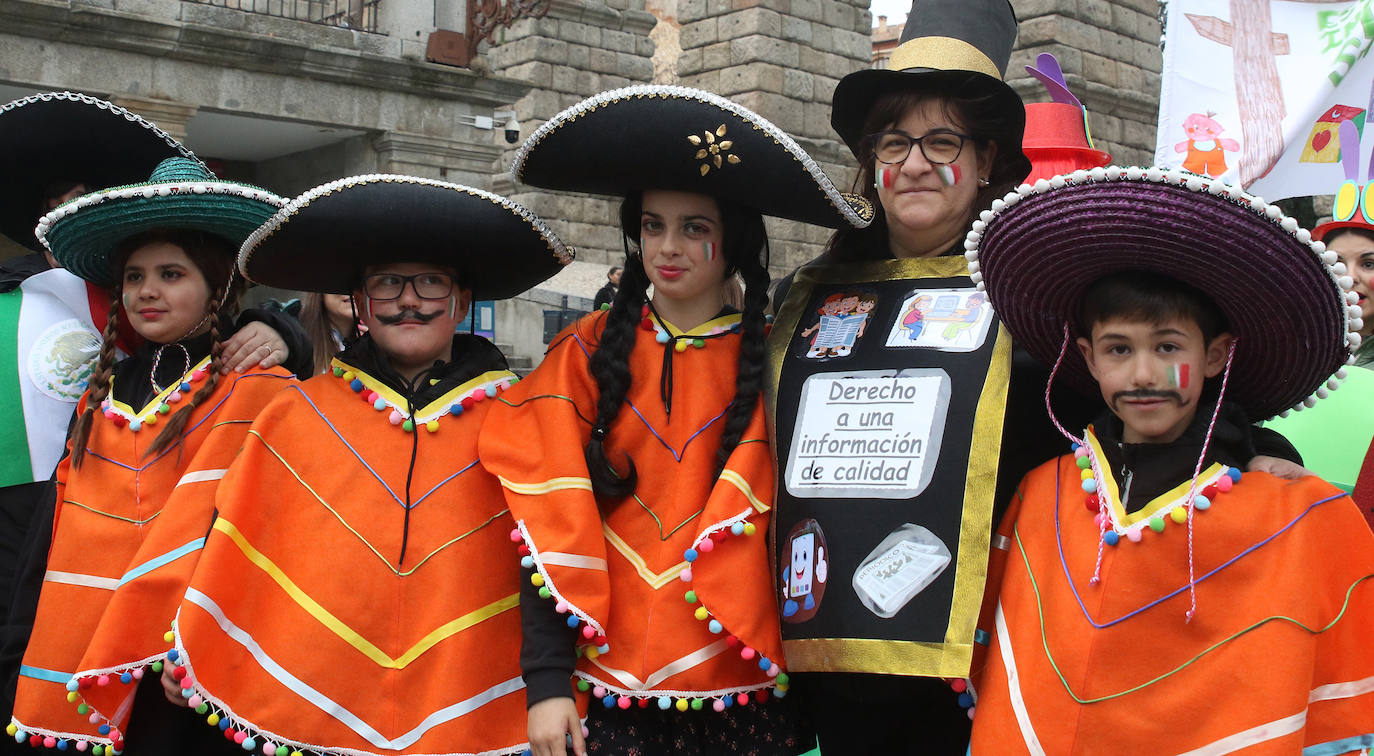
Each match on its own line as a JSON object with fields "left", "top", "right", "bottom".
{"left": 766, "top": 257, "right": 1009, "bottom": 677}
{"left": 1155, "top": 0, "right": 1374, "bottom": 200}
{"left": 785, "top": 369, "right": 950, "bottom": 499}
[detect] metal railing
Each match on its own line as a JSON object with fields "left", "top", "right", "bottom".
{"left": 183, "top": 0, "right": 380, "bottom": 32}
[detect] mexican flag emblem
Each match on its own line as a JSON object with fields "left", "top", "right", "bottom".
{"left": 0, "top": 268, "right": 113, "bottom": 487}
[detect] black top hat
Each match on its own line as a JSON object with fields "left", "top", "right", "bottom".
{"left": 831, "top": 0, "right": 1031, "bottom": 186}
{"left": 239, "top": 175, "right": 573, "bottom": 300}
{"left": 511, "top": 85, "right": 873, "bottom": 229}
{"left": 0, "top": 91, "right": 204, "bottom": 251}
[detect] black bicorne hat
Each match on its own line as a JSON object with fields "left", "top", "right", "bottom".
{"left": 831, "top": 0, "right": 1031, "bottom": 186}
{"left": 239, "top": 175, "right": 573, "bottom": 300}
{"left": 0, "top": 91, "right": 204, "bottom": 251}
{"left": 511, "top": 85, "right": 873, "bottom": 230}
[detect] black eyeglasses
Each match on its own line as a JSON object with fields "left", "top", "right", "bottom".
{"left": 362, "top": 272, "right": 456, "bottom": 301}
{"left": 863, "top": 130, "right": 971, "bottom": 165}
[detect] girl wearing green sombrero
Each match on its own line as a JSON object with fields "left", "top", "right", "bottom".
{"left": 10, "top": 157, "right": 295, "bottom": 754}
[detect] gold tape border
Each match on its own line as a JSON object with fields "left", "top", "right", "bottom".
{"left": 766, "top": 256, "right": 1010, "bottom": 677}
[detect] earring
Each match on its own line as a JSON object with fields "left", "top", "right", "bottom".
{"left": 977, "top": 177, "right": 990, "bottom": 187}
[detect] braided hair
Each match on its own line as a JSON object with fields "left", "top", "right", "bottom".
{"left": 67, "top": 229, "right": 244, "bottom": 467}
{"left": 583, "top": 192, "right": 769, "bottom": 502}
{"left": 68, "top": 292, "right": 122, "bottom": 468}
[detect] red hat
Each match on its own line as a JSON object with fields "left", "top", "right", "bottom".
{"left": 1021, "top": 54, "right": 1111, "bottom": 183}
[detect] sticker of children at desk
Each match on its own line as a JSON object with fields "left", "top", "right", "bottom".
{"left": 885, "top": 288, "right": 992, "bottom": 352}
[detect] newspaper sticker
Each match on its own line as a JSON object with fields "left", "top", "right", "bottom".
{"left": 797, "top": 290, "right": 880, "bottom": 360}
{"left": 852, "top": 524, "right": 951, "bottom": 619}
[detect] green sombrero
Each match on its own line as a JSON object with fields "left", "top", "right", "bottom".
{"left": 238, "top": 175, "right": 573, "bottom": 300}
{"left": 37, "top": 157, "right": 285, "bottom": 288}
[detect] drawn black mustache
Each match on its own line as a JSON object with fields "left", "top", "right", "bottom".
{"left": 1110, "top": 388, "right": 1189, "bottom": 409}
{"left": 374, "top": 308, "right": 442, "bottom": 325}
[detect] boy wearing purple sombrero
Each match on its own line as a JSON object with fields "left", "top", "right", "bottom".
{"left": 963, "top": 166, "right": 1374, "bottom": 754}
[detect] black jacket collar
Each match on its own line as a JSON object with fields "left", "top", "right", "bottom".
{"left": 335, "top": 332, "right": 510, "bottom": 409}
{"left": 1093, "top": 398, "right": 1255, "bottom": 514}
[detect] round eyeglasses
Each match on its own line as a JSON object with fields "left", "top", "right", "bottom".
{"left": 864, "top": 130, "right": 970, "bottom": 165}
{"left": 362, "top": 272, "right": 456, "bottom": 301}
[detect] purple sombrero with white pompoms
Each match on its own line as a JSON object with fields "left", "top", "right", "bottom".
{"left": 967, "top": 166, "right": 1359, "bottom": 422}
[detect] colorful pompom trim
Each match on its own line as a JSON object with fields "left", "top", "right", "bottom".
{"left": 510, "top": 525, "right": 609, "bottom": 658}
{"left": 334, "top": 362, "right": 519, "bottom": 433}
{"left": 99, "top": 358, "right": 210, "bottom": 432}
{"left": 676, "top": 513, "right": 787, "bottom": 691}
{"left": 1074, "top": 441, "right": 1242, "bottom": 546}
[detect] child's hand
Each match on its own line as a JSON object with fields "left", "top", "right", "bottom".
{"left": 1247, "top": 455, "right": 1311, "bottom": 480}
{"left": 528, "top": 697, "right": 585, "bottom": 756}
{"left": 160, "top": 665, "right": 190, "bottom": 707}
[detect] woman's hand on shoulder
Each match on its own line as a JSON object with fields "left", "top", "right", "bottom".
{"left": 1247, "top": 454, "right": 1311, "bottom": 480}
{"left": 527, "top": 696, "right": 585, "bottom": 756}
{"left": 220, "top": 321, "right": 288, "bottom": 373}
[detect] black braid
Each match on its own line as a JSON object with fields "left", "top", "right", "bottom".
{"left": 583, "top": 209, "right": 651, "bottom": 500}
{"left": 715, "top": 238, "right": 769, "bottom": 476}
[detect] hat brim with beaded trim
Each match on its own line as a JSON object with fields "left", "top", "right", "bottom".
{"left": 967, "top": 166, "right": 1359, "bottom": 423}
{"left": 239, "top": 175, "right": 574, "bottom": 299}
{"left": 36, "top": 157, "right": 284, "bottom": 289}
{"left": 510, "top": 85, "right": 873, "bottom": 229}
{"left": 830, "top": 0, "right": 1031, "bottom": 186}
{"left": 1, "top": 91, "right": 206, "bottom": 251}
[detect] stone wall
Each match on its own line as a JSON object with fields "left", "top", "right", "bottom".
{"left": 485, "top": 0, "right": 659, "bottom": 267}
{"left": 675, "top": 0, "right": 872, "bottom": 274}
{"left": 1010, "top": 0, "right": 1163, "bottom": 167}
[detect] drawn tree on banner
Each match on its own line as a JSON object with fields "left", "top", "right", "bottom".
{"left": 1185, "top": 0, "right": 1330, "bottom": 186}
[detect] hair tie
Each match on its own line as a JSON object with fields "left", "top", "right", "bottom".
{"left": 590, "top": 426, "right": 608, "bottom": 442}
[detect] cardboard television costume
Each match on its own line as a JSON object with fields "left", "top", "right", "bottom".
{"left": 767, "top": 0, "right": 1028, "bottom": 680}
{"left": 480, "top": 85, "right": 871, "bottom": 721}
{"left": 168, "top": 176, "right": 571, "bottom": 756}
{"left": 965, "top": 166, "right": 1374, "bottom": 754}
{"left": 9, "top": 158, "right": 292, "bottom": 752}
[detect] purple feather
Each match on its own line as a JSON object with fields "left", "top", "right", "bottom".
{"left": 1025, "top": 53, "right": 1082, "bottom": 108}
{"left": 1339, "top": 119, "right": 1360, "bottom": 182}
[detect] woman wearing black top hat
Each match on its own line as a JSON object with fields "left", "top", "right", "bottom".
{"left": 763, "top": 1, "right": 1305, "bottom": 753}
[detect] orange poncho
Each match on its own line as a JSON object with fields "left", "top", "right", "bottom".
{"left": 10, "top": 360, "right": 293, "bottom": 751}
{"left": 171, "top": 360, "right": 530, "bottom": 756}
{"left": 970, "top": 448, "right": 1374, "bottom": 755}
{"left": 479, "top": 312, "right": 788, "bottom": 710}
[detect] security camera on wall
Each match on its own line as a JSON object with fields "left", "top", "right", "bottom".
{"left": 497, "top": 111, "right": 520, "bottom": 144}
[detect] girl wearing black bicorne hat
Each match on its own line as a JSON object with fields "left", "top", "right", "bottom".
{"left": 479, "top": 85, "right": 872, "bottom": 756}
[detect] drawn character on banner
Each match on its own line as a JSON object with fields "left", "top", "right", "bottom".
{"left": 781, "top": 519, "right": 828, "bottom": 623}
{"left": 1175, "top": 113, "right": 1241, "bottom": 178}
{"left": 1301, "top": 105, "right": 1367, "bottom": 163}
{"left": 800, "top": 291, "right": 877, "bottom": 359}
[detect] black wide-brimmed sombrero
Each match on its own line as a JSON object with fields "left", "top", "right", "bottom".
{"left": 1, "top": 91, "right": 204, "bottom": 251}
{"left": 831, "top": 0, "right": 1030, "bottom": 188}
{"left": 37, "top": 157, "right": 285, "bottom": 288}
{"left": 239, "top": 175, "right": 573, "bottom": 299}
{"left": 968, "top": 166, "right": 1358, "bottom": 421}
{"left": 511, "top": 85, "right": 873, "bottom": 229}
